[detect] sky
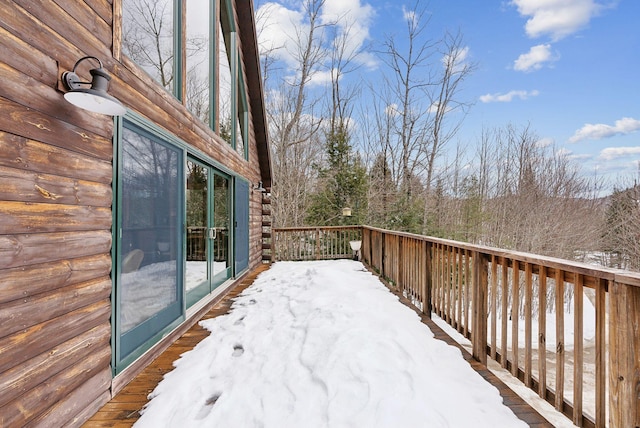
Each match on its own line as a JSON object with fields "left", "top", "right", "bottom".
{"left": 134, "top": 260, "right": 529, "bottom": 427}
{"left": 255, "top": 0, "right": 640, "bottom": 193}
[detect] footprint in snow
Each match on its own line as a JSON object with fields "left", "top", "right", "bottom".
{"left": 232, "top": 344, "right": 244, "bottom": 357}
{"left": 195, "top": 393, "right": 221, "bottom": 419}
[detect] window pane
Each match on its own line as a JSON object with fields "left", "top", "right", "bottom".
{"left": 218, "top": 23, "right": 233, "bottom": 144}
{"left": 186, "top": 0, "right": 211, "bottom": 123}
{"left": 122, "top": 0, "right": 174, "bottom": 92}
{"left": 186, "top": 160, "right": 208, "bottom": 292}
{"left": 119, "top": 127, "right": 181, "bottom": 333}
{"left": 213, "top": 173, "right": 230, "bottom": 281}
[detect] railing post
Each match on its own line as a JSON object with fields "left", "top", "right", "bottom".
{"left": 608, "top": 280, "right": 640, "bottom": 428}
{"left": 424, "top": 241, "right": 432, "bottom": 318}
{"left": 472, "top": 251, "right": 488, "bottom": 365}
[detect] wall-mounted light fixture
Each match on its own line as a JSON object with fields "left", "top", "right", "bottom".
{"left": 254, "top": 181, "right": 267, "bottom": 193}
{"left": 62, "top": 56, "right": 126, "bottom": 116}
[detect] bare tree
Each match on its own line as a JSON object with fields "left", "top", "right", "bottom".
{"left": 258, "top": 0, "right": 332, "bottom": 226}
{"left": 122, "top": 0, "right": 175, "bottom": 90}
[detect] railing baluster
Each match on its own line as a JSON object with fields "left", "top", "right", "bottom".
{"left": 573, "top": 274, "right": 584, "bottom": 426}
{"left": 511, "top": 261, "right": 520, "bottom": 378}
{"left": 457, "top": 249, "right": 464, "bottom": 332}
{"left": 555, "top": 268, "right": 565, "bottom": 412}
{"left": 501, "top": 257, "right": 509, "bottom": 369}
{"left": 490, "top": 255, "right": 498, "bottom": 361}
{"left": 525, "top": 262, "right": 532, "bottom": 388}
{"left": 447, "top": 247, "right": 460, "bottom": 327}
{"left": 464, "top": 250, "right": 471, "bottom": 338}
{"left": 538, "top": 265, "right": 547, "bottom": 399}
{"left": 594, "top": 278, "right": 606, "bottom": 428}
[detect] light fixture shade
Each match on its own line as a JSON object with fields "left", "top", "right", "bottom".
{"left": 62, "top": 60, "right": 126, "bottom": 116}
{"left": 64, "top": 89, "right": 127, "bottom": 116}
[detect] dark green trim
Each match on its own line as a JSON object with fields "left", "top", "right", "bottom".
{"left": 111, "top": 116, "right": 123, "bottom": 377}
{"left": 115, "top": 316, "right": 184, "bottom": 374}
{"left": 208, "top": 0, "right": 216, "bottom": 128}
{"left": 238, "top": 69, "right": 249, "bottom": 160}
{"left": 173, "top": 0, "right": 183, "bottom": 101}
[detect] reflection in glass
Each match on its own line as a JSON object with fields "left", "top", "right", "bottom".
{"left": 213, "top": 174, "right": 230, "bottom": 281}
{"left": 122, "top": 0, "right": 174, "bottom": 92}
{"left": 186, "top": 0, "right": 210, "bottom": 123}
{"left": 218, "top": 22, "right": 233, "bottom": 144}
{"left": 119, "top": 127, "right": 180, "bottom": 333}
{"left": 186, "top": 160, "right": 208, "bottom": 293}
{"left": 235, "top": 111, "right": 243, "bottom": 156}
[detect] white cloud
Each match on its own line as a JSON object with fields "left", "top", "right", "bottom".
{"left": 599, "top": 146, "right": 640, "bottom": 161}
{"left": 479, "top": 89, "right": 540, "bottom": 103}
{"left": 307, "top": 69, "right": 335, "bottom": 87}
{"left": 402, "top": 6, "right": 418, "bottom": 28}
{"left": 570, "top": 117, "right": 640, "bottom": 143}
{"left": 513, "top": 44, "right": 557, "bottom": 72}
{"left": 535, "top": 137, "right": 554, "bottom": 148}
{"left": 385, "top": 103, "right": 401, "bottom": 117}
{"left": 257, "top": 0, "right": 377, "bottom": 75}
{"left": 322, "top": 0, "right": 375, "bottom": 67}
{"left": 256, "top": 2, "right": 305, "bottom": 67}
{"left": 442, "top": 46, "right": 470, "bottom": 73}
{"left": 511, "top": 0, "right": 604, "bottom": 41}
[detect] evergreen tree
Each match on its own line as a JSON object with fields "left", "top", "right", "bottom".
{"left": 306, "top": 124, "right": 368, "bottom": 226}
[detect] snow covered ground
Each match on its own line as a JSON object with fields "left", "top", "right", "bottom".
{"left": 135, "top": 260, "right": 528, "bottom": 427}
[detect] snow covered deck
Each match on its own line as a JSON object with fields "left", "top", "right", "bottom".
{"left": 85, "top": 261, "right": 552, "bottom": 427}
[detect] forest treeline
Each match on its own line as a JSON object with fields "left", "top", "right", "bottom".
{"left": 259, "top": 0, "right": 640, "bottom": 272}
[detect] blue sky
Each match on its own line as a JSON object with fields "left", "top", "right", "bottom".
{"left": 256, "top": 0, "right": 640, "bottom": 192}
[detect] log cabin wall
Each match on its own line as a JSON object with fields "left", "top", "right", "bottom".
{"left": 0, "top": 0, "right": 271, "bottom": 426}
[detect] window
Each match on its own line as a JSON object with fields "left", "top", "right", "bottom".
{"left": 121, "top": 0, "right": 248, "bottom": 155}
{"left": 217, "top": 17, "right": 234, "bottom": 144}
{"left": 185, "top": 0, "right": 211, "bottom": 124}
{"left": 122, "top": 0, "right": 175, "bottom": 92}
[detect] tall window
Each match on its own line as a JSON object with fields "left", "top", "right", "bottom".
{"left": 185, "top": 0, "right": 211, "bottom": 124}
{"left": 218, "top": 20, "right": 234, "bottom": 144}
{"left": 122, "top": 0, "right": 175, "bottom": 92}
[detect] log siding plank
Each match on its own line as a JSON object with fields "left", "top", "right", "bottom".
{"left": 0, "top": 277, "right": 111, "bottom": 339}
{"left": 0, "top": 201, "right": 111, "bottom": 234}
{"left": 0, "top": 231, "right": 111, "bottom": 270}
{"left": 0, "top": 300, "right": 110, "bottom": 373}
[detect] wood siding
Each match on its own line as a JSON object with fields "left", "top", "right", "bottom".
{"left": 0, "top": 0, "right": 270, "bottom": 426}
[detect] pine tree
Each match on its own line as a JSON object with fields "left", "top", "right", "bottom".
{"left": 306, "top": 124, "right": 368, "bottom": 226}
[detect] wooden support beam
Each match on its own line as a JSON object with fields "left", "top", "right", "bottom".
{"left": 608, "top": 280, "right": 640, "bottom": 428}
{"left": 472, "top": 252, "right": 488, "bottom": 365}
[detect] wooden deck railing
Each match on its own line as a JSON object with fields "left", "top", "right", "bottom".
{"left": 273, "top": 225, "right": 640, "bottom": 427}
{"left": 272, "top": 226, "right": 362, "bottom": 261}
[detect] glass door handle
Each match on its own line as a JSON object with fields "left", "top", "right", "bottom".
{"left": 208, "top": 227, "right": 217, "bottom": 240}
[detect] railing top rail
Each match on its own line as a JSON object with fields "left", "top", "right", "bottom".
{"left": 273, "top": 225, "right": 363, "bottom": 232}
{"left": 362, "top": 225, "right": 640, "bottom": 286}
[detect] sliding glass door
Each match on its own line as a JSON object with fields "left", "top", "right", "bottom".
{"left": 115, "top": 119, "right": 240, "bottom": 371}
{"left": 186, "top": 158, "right": 231, "bottom": 308}
{"left": 117, "top": 123, "right": 184, "bottom": 367}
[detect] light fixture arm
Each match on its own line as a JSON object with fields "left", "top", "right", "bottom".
{"left": 62, "top": 56, "right": 106, "bottom": 90}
